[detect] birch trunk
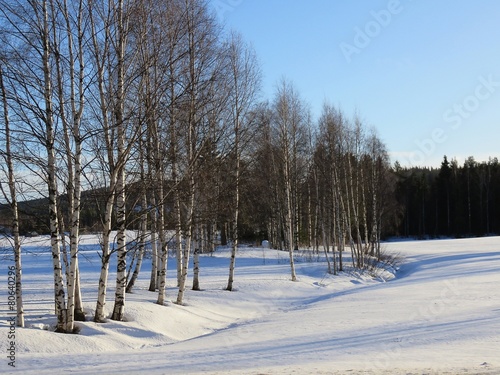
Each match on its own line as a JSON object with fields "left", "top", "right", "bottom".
{"left": 47, "top": 91, "right": 66, "bottom": 332}
{"left": 170, "top": 78, "right": 183, "bottom": 288}
{"left": 0, "top": 65, "right": 24, "bottom": 327}
{"left": 284, "top": 152, "right": 297, "bottom": 281}
{"left": 176, "top": 219, "right": 193, "bottom": 304}
{"left": 148, "top": 199, "right": 158, "bottom": 291}
{"left": 94, "top": 194, "right": 115, "bottom": 322}
{"left": 192, "top": 229, "right": 201, "bottom": 291}
{"left": 156, "top": 183, "right": 168, "bottom": 305}
{"left": 74, "top": 266, "right": 84, "bottom": 321}
{"left": 176, "top": 3, "right": 197, "bottom": 304}
{"left": 90, "top": 0, "right": 115, "bottom": 323}
{"left": 346, "top": 151, "right": 363, "bottom": 269}
{"left": 226, "top": 170, "right": 239, "bottom": 290}
{"left": 126, "top": 188, "right": 147, "bottom": 294}
{"left": 176, "top": 174, "right": 195, "bottom": 305}
{"left": 156, "top": 236, "right": 168, "bottom": 304}
{"left": 192, "top": 250, "right": 200, "bottom": 287}
{"left": 330, "top": 184, "right": 337, "bottom": 275}
{"left": 53, "top": 0, "right": 86, "bottom": 331}
{"left": 307, "top": 182, "right": 313, "bottom": 250}
{"left": 226, "top": 117, "right": 240, "bottom": 291}
{"left": 321, "top": 212, "right": 332, "bottom": 274}
{"left": 360, "top": 162, "right": 370, "bottom": 253}
{"left": 371, "top": 157, "right": 381, "bottom": 259}
{"left": 40, "top": 0, "right": 67, "bottom": 331}
{"left": 111, "top": 0, "right": 128, "bottom": 322}
{"left": 333, "top": 166, "right": 344, "bottom": 272}
{"left": 112, "top": 151, "right": 127, "bottom": 321}
{"left": 176, "top": 105, "right": 195, "bottom": 304}
{"left": 339, "top": 165, "right": 356, "bottom": 269}
{"left": 173, "top": 166, "right": 183, "bottom": 287}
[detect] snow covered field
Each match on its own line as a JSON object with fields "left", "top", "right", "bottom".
{"left": 1, "top": 236, "right": 499, "bottom": 374}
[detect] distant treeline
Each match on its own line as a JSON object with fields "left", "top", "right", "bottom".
{"left": 393, "top": 156, "right": 500, "bottom": 238}
{"left": 3, "top": 155, "right": 499, "bottom": 241}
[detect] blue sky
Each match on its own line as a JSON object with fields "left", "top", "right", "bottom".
{"left": 211, "top": 0, "right": 500, "bottom": 168}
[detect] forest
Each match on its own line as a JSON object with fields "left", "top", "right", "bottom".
{"left": 394, "top": 156, "right": 500, "bottom": 238}
{"left": 0, "top": 0, "right": 498, "bottom": 335}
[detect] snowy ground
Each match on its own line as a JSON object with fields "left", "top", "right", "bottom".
{"left": 0, "top": 235, "right": 499, "bottom": 374}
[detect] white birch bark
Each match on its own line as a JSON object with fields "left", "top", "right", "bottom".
{"left": 126, "top": 172, "right": 147, "bottom": 294}
{"left": 176, "top": 0, "right": 198, "bottom": 304}
{"left": 51, "top": 0, "right": 86, "bottom": 331}
{"left": 169, "top": 72, "right": 183, "bottom": 288}
{"left": 94, "top": 195, "right": 115, "bottom": 322}
{"left": 156, "top": 175, "right": 168, "bottom": 305}
{"left": 148, "top": 198, "right": 158, "bottom": 292}
{"left": 90, "top": 2, "right": 116, "bottom": 321}
{"left": 226, "top": 89, "right": 240, "bottom": 290}
{"left": 274, "top": 81, "right": 299, "bottom": 282}
{"left": 74, "top": 265, "right": 84, "bottom": 321}
{"left": 112, "top": 164, "right": 127, "bottom": 320}
{"left": 371, "top": 153, "right": 380, "bottom": 259}
{"left": 176, "top": 98, "right": 195, "bottom": 304}
{"left": 224, "top": 32, "right": 260, "bottom": 291}
{"left": 0, "top": 65, "right": 24, "bottom": 328}
{"left": 40, "top": 0, "right": 67, "bottom": 331}
{"left": 111, "top": 0, "right": 128, "bottom": 322}
{"left": 227, "top": 72, "right": 240, "bottom": 290}
{"left": 148, "top": 136, "right": 158, "bottom": 292}
{"left": 284, "top": 155, "right": 297, "bottom": 281}
{"left": 156, "top": 234, "right": 168, "bottom": 304}
{"left": 192, "top": 228, "right": 201, "bottom": 291}
{"left": 347, "top": 152, "right": 363, "bottom": 268}
{"left": 321, "top": 212, "right": 332, "bottom": 275}
{"left": 176, "top": 172, "right": 195, "bottom": 304}
{"left": 360, "top": 162, "right": 370, "bottom": 253}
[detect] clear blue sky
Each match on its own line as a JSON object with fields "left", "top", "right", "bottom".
{"left": 211, "top": 0, "right": 500, "bottom": 168}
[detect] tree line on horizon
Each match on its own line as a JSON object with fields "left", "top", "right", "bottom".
{"left": 0, "top": 0, "right": 496, "bottom": 335}
{"left": 3, "top": 155, "right": 498, "bottom": 241}
{"left": 393, "top": 156, "right": 500, "bottom": 238}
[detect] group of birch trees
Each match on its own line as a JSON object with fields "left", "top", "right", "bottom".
{"left": 247, "top": 99, "right": 394, "bottom": 278}
{"left": 0, "top": 0, "right": 394, "bottom": 333}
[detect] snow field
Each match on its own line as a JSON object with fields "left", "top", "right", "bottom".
{"left": 0, "top": 236, "right": 499, "bottom": 374}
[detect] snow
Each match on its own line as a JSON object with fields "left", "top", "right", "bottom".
{"left": 1, "top": 236, "right": 499, "bottom": 374}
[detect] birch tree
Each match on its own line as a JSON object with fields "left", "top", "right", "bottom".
{"left": 367, "top": 131, "right": 391, "bottom": 259}
{"left": 271, "top": 80, "right": 308, "bottom": 281}
{"left": 109, "top": 0, "right": 130, "bottom": 322}
{"left": 125, "top": 138, "right": 147, "bottom": 294}
{"left": 89, "top": 0, "right": 117, "bottom": 322}
{"left": 0, "top": 63, "right": 24, "bottom": 327}
{"left": 225, "top": 31, "right": 260, "bottom": 291}
{"left": 89, "top": 0, "right": 140, "bottom": 322}
{"left": 51, "top": 0, "right": 87, "bottom": 331}
{"left": 176, "top": 0, "right": 221, "bottom": 305}
{"left": 0, "top": 0, "right": 68, "bottom": 331}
